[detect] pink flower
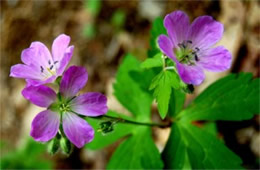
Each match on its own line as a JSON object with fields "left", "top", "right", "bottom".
{"left": 158, "top": 11, "right": 232, "bottom": 85}
{"left": 10, "top": 34, "right": 74, "bottom": 86}
{"left": 22, "top": 66, "right": 108, "bottom": 148}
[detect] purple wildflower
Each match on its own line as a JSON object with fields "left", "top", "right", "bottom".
{"left": 22, "top": 66, "right": 108, "bottom": 148}
{"left": 158, "top": 11, "right": 232, "bottom": 85}
{"left": 10, "top": 34, "right": 74, "bottom": 86}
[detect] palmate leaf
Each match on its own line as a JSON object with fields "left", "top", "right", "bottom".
{"left": 87, "top": 54, "right": 163, "bottom": 169}
{"left": 113, "top": 54, "right": 153, "bottom": 120}
{"left": 162, "top": 123, "right": 243, "bottom": 169}
{"left": 107, "top": 127, "right": 163, "bottom": 169}
{"left": 177, "top": 73, "right": 260, "bottom": 122}
{"left": 149, "top": 70, "right": 181, "bottom": 119}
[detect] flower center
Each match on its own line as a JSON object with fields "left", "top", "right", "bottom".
{"left": 174, "top": 40, "right": 200, "bottom": 65}
{"left": 59, "top": 103, "right": 71, "bottom": 114}
{"left": 40, "top": 60, "right": 59, "bottom": 78}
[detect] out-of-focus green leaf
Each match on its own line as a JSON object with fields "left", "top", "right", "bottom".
{"left": 83, "top": 23, "right": 96, "bottom": 39}
{"left": 0, "top": 138, "right": 52, "bottom": 169}
{"left": 148, "top": 17, "right": 167, "bottom": 58}
{"left": 113, "top": 54, "right": 153, "bottom": 121}
{"left": 162, "top": 123, "right": 243, "bottom": 169}
{"left": 141, "top": 53, "right": 163, "bottom": 69}
{"left": 178, "top": 73, "right": 260, "bottom": 122}
{"left": 111, "top": 9, "right": 126, "bottom": 29}
{"left": 85, "top": 0, "right": 101, "bottom": 16}
{"left": 107, "top": 127, "right": 163, "bottom": 169}
{"left": 149, "top": 70, "right": 181, "bottom": 119}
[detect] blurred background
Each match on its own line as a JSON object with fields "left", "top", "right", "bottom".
{"left": 0, "top": 0, "right": 259, "bottom": 169}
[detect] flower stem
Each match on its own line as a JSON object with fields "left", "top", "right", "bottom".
{"left": 99, "top": 114, "right": 171, "bottom": 128}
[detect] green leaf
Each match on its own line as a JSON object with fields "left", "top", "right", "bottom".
{"left": 162, "top": 124, "right": 187, "bottom": 169}
{"left": 178, "top": 73, "right": 260, "bottom": 122}
{"left": 107, "top": 127, "right": 163, "bottom": 169}
{"left": 113, "top": 54, "right": 153, "bottom": 120}
{"left": 0, "top": 138, "right": 52, "bottom": 169}
{"left": 168, "top": 89, "right": 186, "bottom": 117}
{"left": 88, "top": 54, "right": 163, "bottom": 169}
{"left": 148, "top": 17, "right": 167, "bottom": 58}
{"left": 141, "top": 53, "right": 163, "bottom": 69}
{"left": 85, "top": 0, "right": 101, "bottom": 16}
{"left": 162, "top": 123, "right": 243, "bottom": 169}
{"left": 86, "top": 111, "right": 136, "bottom": 150}
{"left": 149, "top": 70, "right": 180, "bottom": 119}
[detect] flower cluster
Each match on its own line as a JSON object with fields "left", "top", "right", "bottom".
{"left": 158, "top": 10, "right": 232, "bottom": 85}
{"left": 10, "top": 34, "right": 108, "bottom": 149}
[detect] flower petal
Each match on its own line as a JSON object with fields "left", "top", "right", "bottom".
{"left": 60, "top": 66, "right": 88, "bottom": 99}
{"left": 56, "top": 45, "right": 74, "bottom": 76}
{"left": 62, "top": 112, "right": 94, "bottom": 148}
{"left": 158, "top": 35, "right": 177, "bottom": 62}
{"left": 70, "top": 92, "right": 108, "bottom": 117}
{"left": 26, "top": 75, "right": 57, "bottom": 86}
{"left": 198, "top": 46, "right": 232, "bottom": 72}
{"left": 177, "top": 63, "right": 205, "bottom": 85}
{"left": 52, "top": 34, "right": 71, "bottom": 62}
{"left": 30, "top": 41, "right": 53, "bottom": 67}
{"left": 187, "top": 16, "right": 223, "bottom": 50}
{"left": 164, "top": 10, "right": 190, "bottom": 47}
{"left": 22, "top": 85, "right": 57, "bottom": 107}
{"left": 10, "top": 64, "right": 41, "bottom": 79}
{"left": 30, "top": 110, "right": 60, "bottom": 142}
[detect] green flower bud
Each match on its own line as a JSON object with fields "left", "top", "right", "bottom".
{"left": 47, "top": 136, "right": 60, "bottom": 155}
{"left": 60, "top": 137, "right": 72, "bottom": 155}
{"left": 98, "top": 121, "right": 114, "bottom": 134}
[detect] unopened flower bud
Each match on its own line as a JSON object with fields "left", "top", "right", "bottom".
{"left": 60, "top": 137, "right": 72, "bottom": 155}
{"left": 98, "top": 121, "right": 114, "bottom": 134}
{"left": 47, "top": 135, "right": 60, "bottom": 155}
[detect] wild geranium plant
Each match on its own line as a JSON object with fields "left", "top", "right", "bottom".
{"left": 10, "top": 11, "right": 259, "bottom": 169}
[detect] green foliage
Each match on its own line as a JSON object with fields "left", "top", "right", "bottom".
{"left": 111, "top": 9, "right": 126, "bottom": 30}
{"left": 163, "top": 123, "right": 243, "bottom": 169}
{"left": 177, "top": 73, "right": 260, "bottom": 122}
{"left": 149, "top": 70, "right": 180, "bottom": 119}
{"left": 83, "top": 23, "right": 96, "bottom": 39}
{"left": 148, "top": 17, "right": 167, "bottom": 58}
{"left": 0, "top": 138, "right": 52, "bottom": 169}
{"left": 85, "top": 0, "right": 101, "bottom": 16}
{"left": 141, "top": 53, "right": 163, "bottom": 69}
{"left": 168, "top": 89, "right": 186, "bottom": 117}
{"left": 113, "top": 54, "right": 153, "bottom": 120}
{"left": 107, "top": 127, "right": 163, "bottom": 169}
{"left": 86, "top": 55, "right": 163, "bottom": 169}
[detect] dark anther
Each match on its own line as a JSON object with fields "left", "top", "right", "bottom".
{"left": 194, "top": 54, "right": 199, "bottom": 61}
{"left": 54, "top": 61, "right": 58, "bottom": 64}
{"left": 178, "top": 43, "right": 186, "bottom": 49}
{"left": 50, "top": 65, "right": 54, "bottom": 70}
{"left": 187, "top": 40, "right": 192, "bottom": 44}
{"left": 48, "top": 60, "right": 51, "bottom": 65}
{"left": 40, "top": 66, "right": 44, "bottom": 72}
{"left": 195, "top": 47, "right": 200, "bottom": 52}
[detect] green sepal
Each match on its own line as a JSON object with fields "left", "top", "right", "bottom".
{"left": 60, "top": 137, "right": 73, "bottom": 155}
{"left": 47, "top": 134, "right": 60, "bottom": 155}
